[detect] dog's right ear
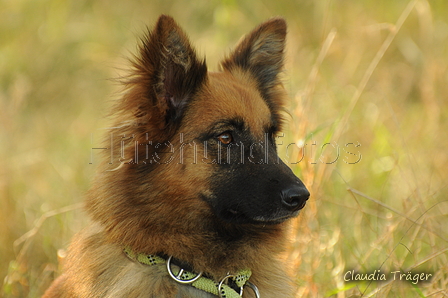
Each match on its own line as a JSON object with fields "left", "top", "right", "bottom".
{"left": 127, "top": 15, "right": 207, "bottom": 129}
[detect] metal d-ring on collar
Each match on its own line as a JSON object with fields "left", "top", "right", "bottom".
{"left": 218, "top": 274, "right": 261, "bottom": 298}
{"left": 218, "top": 274, "right": 243, "bottom": 297}
{"left": 125, "top": 247, "right": 257, "bottom": 297}
{"left": 166, "top": 256, "right": 203, "bottom": 284}
{"left": 166, "top": 255, "right": 259, "bottom": 297}
{"left": 244, "top": 281, "right": 261, "bottom": 298}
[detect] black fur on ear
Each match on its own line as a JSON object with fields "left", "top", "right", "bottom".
{"left": 221, "top": 18, "right": 286, "bottom": 103}
{"left": 123, "top": 15, "right": 207, "bottom": 131}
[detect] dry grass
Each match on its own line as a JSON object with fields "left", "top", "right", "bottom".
{"left": 1, "top": 0, "right": 447, "bottom": 297}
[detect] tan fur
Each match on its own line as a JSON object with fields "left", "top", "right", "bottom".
{"left": 43, "top": 15, "right": 303, "bottom": 298}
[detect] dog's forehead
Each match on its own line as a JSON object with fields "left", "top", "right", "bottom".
{"left": 189, "top": 71, "right": 272, "bottom": 136}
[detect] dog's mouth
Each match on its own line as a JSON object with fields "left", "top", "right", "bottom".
{"left": 221, "top": 206, "right": 302, "bottom": 225}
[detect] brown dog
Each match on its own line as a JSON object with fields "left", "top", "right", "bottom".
{"left": 43, "top": 15, "right": 309, "bottom": 298}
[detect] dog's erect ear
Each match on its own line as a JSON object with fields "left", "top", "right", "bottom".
{"left": 221, "top": 18, "right": 286, "bottom": 101}
{"left": 131, "top": 15, "right": 207, "bottom": 126}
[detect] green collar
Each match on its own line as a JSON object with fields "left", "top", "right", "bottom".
{"left": 123, "top": 247, "right": 259, "bottom": 298}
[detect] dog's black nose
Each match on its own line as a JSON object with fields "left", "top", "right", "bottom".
{"left": 281, "top": 185, "right": 310, "bottom": 211}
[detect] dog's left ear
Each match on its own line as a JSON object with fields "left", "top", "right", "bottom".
{"left": 221, "top": 18, "right": 286, "bottom": 101}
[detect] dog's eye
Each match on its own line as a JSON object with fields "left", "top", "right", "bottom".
{"left": 217, "top": 132, "right": 233, "bottom": 145}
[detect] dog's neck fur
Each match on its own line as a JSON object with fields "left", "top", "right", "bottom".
{"left": 87, "top": 189, "right": 290, "bottom": 279}
{"left": 86, "top": 137, "right": 291, "bottom": 279}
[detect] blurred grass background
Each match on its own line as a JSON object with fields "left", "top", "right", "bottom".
{"left": 1, "top": 0, "right": 447, "bottom": 297}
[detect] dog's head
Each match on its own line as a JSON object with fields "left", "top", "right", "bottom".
{"left": 89, "top": 15, "right": 309, "bottom": 244}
